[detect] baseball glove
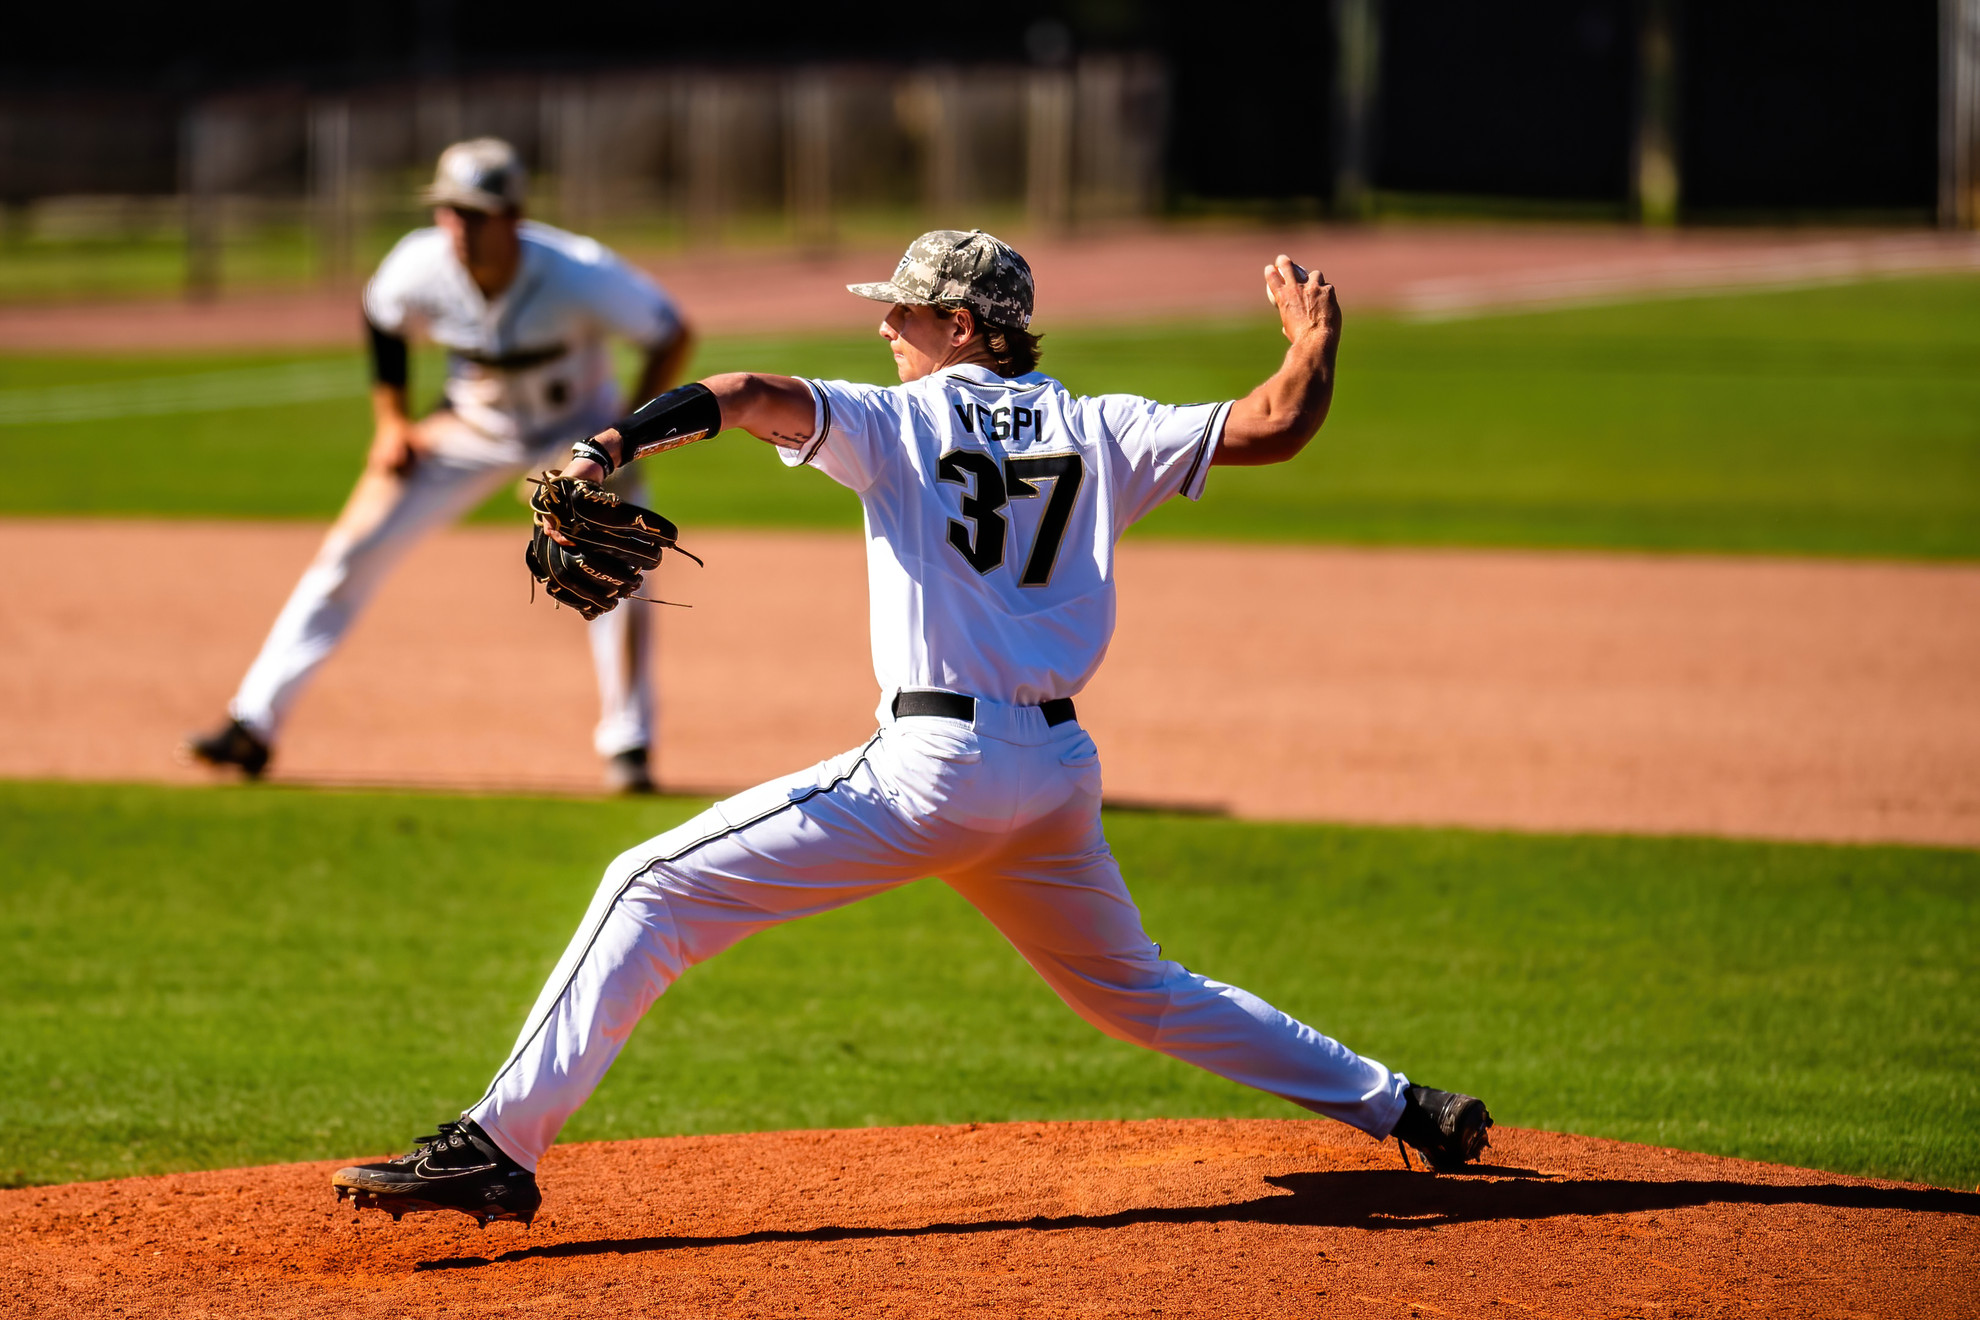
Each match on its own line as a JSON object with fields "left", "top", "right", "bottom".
{"left": 525, "top": 475, "right": 697, "bottom": 620}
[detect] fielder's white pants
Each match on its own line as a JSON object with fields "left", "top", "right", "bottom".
{"left": 468, "top": 695, "right": 1409, "bottom": 1169}
{"left": 227, "top": 414, "right": 654, "bottom": 758}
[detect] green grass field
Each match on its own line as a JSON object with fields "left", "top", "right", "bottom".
{"left": 5, "top": 280, "right": 1975, "bottom": 1195}
{"left": 3, "top": 781, "right": 1973, "bottom": 1190}
{"left": 5, "top": 275, "right": 1977, "bottom": 556}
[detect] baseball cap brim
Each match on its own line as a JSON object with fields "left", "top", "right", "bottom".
{"left": 423, "top": 182, "right": 511, "bottom": 213}
{"left": 846, "top": 280, "right": 940, "bottom": 305}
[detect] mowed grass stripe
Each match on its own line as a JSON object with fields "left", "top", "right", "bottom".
{"left": 0, "top": 359, "right": 366, "bottom": 424}
{"left": 2, "top": 780, "right": 1972, "bottom": 1190}
{"left": 0, "top": 276, "right": 1976, "bottom": 556}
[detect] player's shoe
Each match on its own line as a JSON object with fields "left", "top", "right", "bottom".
{"left": 178, "top": 717, "right": 270, "bottom": 779}
{"left": 1390, "top": 1085, "right": 1493, "bottom": 1171}
{"left": 605, "top": 746, "right": 656, "bottom": 795}
{"left": 331, "top": 1118, "right": 540, "bottom": 1226}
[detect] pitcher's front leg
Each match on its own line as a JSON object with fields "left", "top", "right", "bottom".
{"left": 467, "top": 736, "right": 930, "bottom": 1168}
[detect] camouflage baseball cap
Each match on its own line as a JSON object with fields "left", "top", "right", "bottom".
{"left": 848, "top": 229, "right": 1035, "bottom": 329}
{"left": 423, "top": 138, "right": 527, "bottom": 213}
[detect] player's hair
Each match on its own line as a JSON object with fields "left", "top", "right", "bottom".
{"left": 939, "top": 306, "right": 1044, "bottom": 377}
{"left": 981, "top": 321, "right": 1043, "bottom": 376}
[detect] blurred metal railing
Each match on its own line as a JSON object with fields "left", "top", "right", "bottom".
{"left": 0, "top": 58, "right": 1167, "bottom": 299}
{"left": 1946, "top": 0, "right": 1980, "bottom": 229}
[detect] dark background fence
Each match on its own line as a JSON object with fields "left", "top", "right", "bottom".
{"left": 0, "top": 0, "right": 1972, "bottom": 293}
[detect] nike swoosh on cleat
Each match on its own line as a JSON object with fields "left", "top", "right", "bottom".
{"left": 413, "top": 1157, "right": 499, "bottom": 1179}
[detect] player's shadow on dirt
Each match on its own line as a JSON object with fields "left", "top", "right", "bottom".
{"left": 416, "top": 1170, "right": 1978, "bottom": 1272}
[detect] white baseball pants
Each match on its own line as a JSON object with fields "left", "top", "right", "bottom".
{"left": 227, "top": 413, "right": 654, "bottom": 758}
{"left": 468, "top": 695, "right": 1409, "bottom": 1169}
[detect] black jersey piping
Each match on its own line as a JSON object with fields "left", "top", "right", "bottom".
{"left": 943, "top": 367, "right": 1045, "bottom": 393}
{"left": 472, "top": 731, "right": 883, "bottom": 1112}
{"left": 1175, "top": 402, "right": 1224, "bottom": 498}
{"left": 457, "top": 342, "right": 569, "bottom": 371}
{"left": 800, "top": 380, "right": 835, "bottom": 465}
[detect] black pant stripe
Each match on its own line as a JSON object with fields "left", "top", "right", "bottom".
{"left": 472, "top": 731, "right": 884, "bottom": 1115}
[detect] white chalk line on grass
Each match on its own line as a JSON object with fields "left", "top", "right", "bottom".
{"left": 1397, "top": 235, "right": 1980, "bottom": 322}
{"left": 0, "top": 359, "right": 365, "bottom": 425}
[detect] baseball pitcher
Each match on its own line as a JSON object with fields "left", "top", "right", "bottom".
{"left": 333, "top": 230, "right": 1492, "bottom": 1224}
{"left": 181, "top": 138, "right": 692, "bottom": 793}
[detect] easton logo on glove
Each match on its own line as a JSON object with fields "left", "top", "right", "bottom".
{"left": 525, "top": 475, "right": 699, "bottom": 620}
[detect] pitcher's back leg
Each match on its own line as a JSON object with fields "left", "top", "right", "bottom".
{"left": 944, "top": 832, "right": 1408, "bottom": 1137}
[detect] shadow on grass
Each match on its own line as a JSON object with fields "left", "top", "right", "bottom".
{"left": 415, "top": 1169, "right": 1979, "bottom": 1271}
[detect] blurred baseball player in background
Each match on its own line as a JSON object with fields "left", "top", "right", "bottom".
{"left": 331, "top": 229, "right": 1493, "bottom": 1225}
{"left": 181, "top": 138, "right": 692, "bottom": 793}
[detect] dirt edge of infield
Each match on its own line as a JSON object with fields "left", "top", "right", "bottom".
{"left": 5, "top": 1119, "right": 1975, "bottom": 1318}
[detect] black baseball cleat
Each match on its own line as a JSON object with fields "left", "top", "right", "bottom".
{"left": 178, "top": 718, "right": 270, "bottom": 779}
{"left": 1390, "top": 1085, "right": 1494, "bottom": 1171}
{"left": 605, "top": 745, "right": 656, "bottom": 795}
{"left": 331, "top": 1119, "right": 540, "bottom": 1226}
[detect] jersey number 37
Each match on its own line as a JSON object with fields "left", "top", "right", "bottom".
{"left": 937, "top": 450, "right": 1085, "bottom": 587}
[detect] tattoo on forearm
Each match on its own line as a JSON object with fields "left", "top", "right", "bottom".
{"left": 765, "top": 429, "right": 813, "bottom": 450}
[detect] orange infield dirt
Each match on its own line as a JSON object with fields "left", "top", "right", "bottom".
{"left": 5, "top": 1120, "right": 1976, "bottom": 1319}
{"left": 4, "top": 520, "right": 1979, "bottom": 845}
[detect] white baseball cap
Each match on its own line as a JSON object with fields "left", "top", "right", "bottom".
{"left": 423, "top": 138, "right": 527, "bottom": 213}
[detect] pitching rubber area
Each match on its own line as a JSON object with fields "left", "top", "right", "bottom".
{"left": 5, "top": 1120, "right": 1974, "bottom": 1318}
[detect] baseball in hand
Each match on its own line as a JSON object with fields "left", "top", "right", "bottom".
{"left": 1266, "top": 260, "right": 1311, "bottom": 308}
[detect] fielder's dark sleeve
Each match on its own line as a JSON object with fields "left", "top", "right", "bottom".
{"left": 367, "top": 317, "right": 409, "bottom": 390}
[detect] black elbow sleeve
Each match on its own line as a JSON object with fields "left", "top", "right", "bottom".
{"left": 367, "top": 319, "right": 410, "bottom": 390}
{"left": 615, "top": 382, "right": 722, "bottom": 462}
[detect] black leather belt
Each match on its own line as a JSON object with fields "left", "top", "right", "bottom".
{"left": 456, "top": 343, "right": 570, "bottom": 371}
{"left": 892, "top": 690, "right": 1076, "bottom": 727}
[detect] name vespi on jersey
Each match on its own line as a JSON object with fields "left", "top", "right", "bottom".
{"left": 953, "top": 398, "right": 1047, "bottom": 444}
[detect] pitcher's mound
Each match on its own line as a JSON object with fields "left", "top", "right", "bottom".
{"left": 5, "top": 1119, "right": 1973, "bottom": 1318}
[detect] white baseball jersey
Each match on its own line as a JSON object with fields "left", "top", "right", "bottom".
{"left": 466, "top": 361, "right": 1415, "bottom": 1173}
{"left": 786, "top": 363, "right": 1228, "bottom": 708}
{"left": 364, "top": 221, "right": 682, "bottom": 450}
